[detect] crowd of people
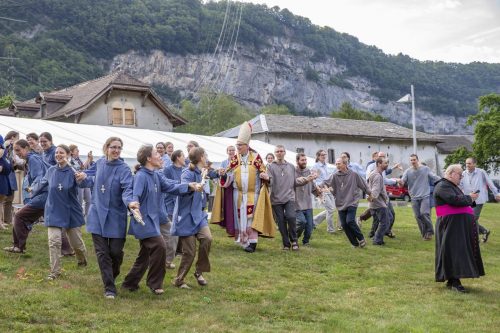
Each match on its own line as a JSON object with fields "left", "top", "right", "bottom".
{"left": 0, "top": 121, "right": 498, "bottom": 296}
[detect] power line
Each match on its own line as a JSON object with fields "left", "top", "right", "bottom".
{"left": 0, "top": 16, "right": 27, "bottom": 23}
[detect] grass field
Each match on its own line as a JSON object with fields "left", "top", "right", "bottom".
{"left": 0, "top": 203, "right": 499, "bottom": 332}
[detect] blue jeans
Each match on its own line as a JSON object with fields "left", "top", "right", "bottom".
{"left": 338, "top": 206, "right": 364, "bottom": 246}
{"left": 296, "top": 209, "right": 313, "bottom": 245}
{"left": 370, "top": 207, "right": 389, "bottom": 244}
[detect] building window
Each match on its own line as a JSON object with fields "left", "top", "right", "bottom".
{"left": 111, "top": 101, "right": 136, "bottom": 126}
{"left": 328, "top": 149, "right": 335, "bottom": 164}
{"left": 296, "top": 147, "right": 304, "bottom": 153}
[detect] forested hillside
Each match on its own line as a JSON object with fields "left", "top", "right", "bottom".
{"left": 1, "top": 0, "right": 499, "bottom": 118}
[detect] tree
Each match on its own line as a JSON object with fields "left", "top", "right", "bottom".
{"left": 176, "top": 93, "right": 253, "bottom": 135}
{"left": 444, "top": 146, "right": 473, "bottom": 169}
{"left": 331, "top": 102, "right": 387, "bottom": 122}
{"left": 260, "top": 104, "right": 291, "bottom": 115}
{"left": 467, "top": 93, "right": 500, "bottom": 173}
{"left": 0, "top": 95, "right": 14, "bottom": 109}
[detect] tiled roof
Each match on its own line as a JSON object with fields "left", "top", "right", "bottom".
{"left": 218, "top": 114, "right": 440, "bottom": 142}
{"left": 435, "top": 135, "right": 474, "bottom": 154}
{"left": 9, "top": 72, "right": 186, "bottom": 126}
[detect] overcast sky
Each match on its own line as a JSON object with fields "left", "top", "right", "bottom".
{"left": 247, "top": 0, "right": 500, "bottom": 64}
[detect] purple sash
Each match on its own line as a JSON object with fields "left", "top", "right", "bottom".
{"left": 435, "top": 204, "right": 474, "bottom": 217}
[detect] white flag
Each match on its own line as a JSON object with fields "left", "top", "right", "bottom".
{"left": 397, "top": 94, "right": 412, "bottom": 103}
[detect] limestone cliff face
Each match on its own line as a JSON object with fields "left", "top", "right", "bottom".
{"left": 110, "top": 37, "right": 470, "bottom": 134}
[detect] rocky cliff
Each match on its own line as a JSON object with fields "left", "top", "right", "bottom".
{"left": 110, "top": 37, "right": 470, "bottom": 134}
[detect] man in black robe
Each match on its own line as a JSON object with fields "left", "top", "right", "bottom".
{"left": 434, "top": 164, "right": 485, "bottom": 293}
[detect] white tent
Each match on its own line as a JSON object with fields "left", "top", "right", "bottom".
{"left": 0, "top": 116, "right": 318, "bottom": 167}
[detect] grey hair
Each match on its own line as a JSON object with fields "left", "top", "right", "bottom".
{"left": 445, "top": 164, "right": 462, "bottom": 177}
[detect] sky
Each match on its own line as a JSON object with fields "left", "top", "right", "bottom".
{"left": 247, "top": 0, "right": 500, "bottom": 64}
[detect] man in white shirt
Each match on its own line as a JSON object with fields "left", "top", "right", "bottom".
{"left": 460, "top": 157, "right": 500, "bottom": 243}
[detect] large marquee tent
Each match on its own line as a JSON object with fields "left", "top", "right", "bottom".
{"left": 0, "top": 116, "right": 319, "bottom": 167}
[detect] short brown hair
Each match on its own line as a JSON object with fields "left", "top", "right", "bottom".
{"left": 296, "top": 152, "right": 306, "bottom": 162}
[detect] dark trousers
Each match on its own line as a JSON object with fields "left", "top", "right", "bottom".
{"left": 123, "top": 236, "right": 166, "bottom": 291}
{"left": 359, "top": 208, "right": 372, "bottom": 222}
{"left": 174, "top": 226, "right": 212, "bottom": 286}
{"left": 12, "top": 205, "right": 44, "bottom": 251}
{"left": 371, "top": 200, "right": 395, "bottom": 235}
{"left": 371, "top": 207, "right": 390, "bottom": 244}
{"left": 338, "top": 206, "right": 365, "bottom": 246}
{"left": 296, "top": 209, "right": 313, "bottom": 245}
{"left": 272, "top": 201, "right": 297, "bottom": 248}
{"left": 473, "top": 204, "right": 488, "bottom": 234}
{"left": 12, "top": 205, "right": 73, "bottom": 253}
{"left": 92, "top": 234, "right": 126, "bottom": 294}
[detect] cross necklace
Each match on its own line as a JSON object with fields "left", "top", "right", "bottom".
{"left": 100, "top": 185, "right": 106, "bottom": 193}
{"left": 58, "top": 183, "right": 63, "bottom": 191}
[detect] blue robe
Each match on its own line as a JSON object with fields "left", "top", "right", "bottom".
{"left": 32, "top": 165, "right": 85, "bottom": 229}
{"left": 163, "top": 164, "right": 184, "bottom": 217}
{"left": 43, "top": 145, "right": 57, "bottom": 166}
{"left": 0, "top": 153, "right": 13, "bottom": 196}
{"left": 128, "top": 167, "right": 189, "bottom": 240}
{"left": 26, "top": 152, "right": 49, "bottom": 209}
{"left": 79, "top": 157, "right": 134, "bottom": 239}
{"left": 172, "top": 167, "right": 208, "bottom": 237}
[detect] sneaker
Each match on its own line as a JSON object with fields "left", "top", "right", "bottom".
{"left": 104, "top": 291, "right": 116, "bottom": 299}
{"left": 3, "top": 246, "right": 23, "bottom": 253}
{"left": 150, "top": 288, "right": 164, "bottom": 295}
{"left": 482, "top": 230, "right": 490, "bottom": 243}
{"left": 359, "top": 239, "right": 367, "bottom": 248}
{"left": 47, "top": 273, "right": 59, "bottom": 281}
{"left": 194, "top": 272, "right": 208, "bottom": 286}
{"left": 166, "top": 262, "right": 176, "bottom": 269}
{"left": 174, "top": 282, "right": 191, "bottom": 289}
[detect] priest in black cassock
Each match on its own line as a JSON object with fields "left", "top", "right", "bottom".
{"left": 434, "top": 164, "right": 485, "bottom": 293}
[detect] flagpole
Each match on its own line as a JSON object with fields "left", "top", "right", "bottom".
{"left": 411, "top": 84, "right": 417, "bottom": 154}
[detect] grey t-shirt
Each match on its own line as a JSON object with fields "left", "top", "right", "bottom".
{"left": 402, "top": 165, "right": 440, "bottom": 200}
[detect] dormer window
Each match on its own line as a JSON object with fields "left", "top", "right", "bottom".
{"left": 111, "top": 101, "right": 136, "bottom": 126}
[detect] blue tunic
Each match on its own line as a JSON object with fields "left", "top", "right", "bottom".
{"left": 33, "top": 165, "right": 85, "bottom": 228}
{"left": 128, "top": 167, "right": 189, "bottom": 240}
{"left": 172, "top": 167, "right": 208, "bottom": 237}
{"left": 79, "top": 157, "right": 134, "bottom": 239}
{"left": 43, "top": 145, "right": 57, "bottom": 166}
{"left": 26, "top": 152, "right": 49, "bottom": 209}
{"left": 0, "top": 153, "right": 13, "bottom": 196}
{"left": 163, "top": 164, "right": 184, "bottom": 217}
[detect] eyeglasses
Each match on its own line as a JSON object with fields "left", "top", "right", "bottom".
{"left": 108, "top": 146, "right": 123, "bottom": 151}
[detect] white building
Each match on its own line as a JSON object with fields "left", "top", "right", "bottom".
{"left": 218, "top": 114, "right": 443, "bottom": 174}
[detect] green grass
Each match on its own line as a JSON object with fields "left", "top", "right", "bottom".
{"left": 0, "top": 203, "right": 499, "bottom": 332}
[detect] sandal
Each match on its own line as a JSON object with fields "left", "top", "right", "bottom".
{"left": 291, "top": 243, "right": 299, "bottom": 251}
{"left": 47, "top": 273, "right": 59, "bottom": 281}
{"left": 194, "top": 272, "right": 208, "bottom": 286}
{"left": 175, "top": 283, "right": 191, "bottom": 289}
{"left": 151, "top": 288, "right": 164, "bottom": 295}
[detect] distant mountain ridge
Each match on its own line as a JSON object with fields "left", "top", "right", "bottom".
{"left": 1, "top": 0, "right": 499, "bottom": 133}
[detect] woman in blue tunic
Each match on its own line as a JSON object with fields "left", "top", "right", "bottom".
{"left": 76, "top": 137, "right": 138, "bottom": 299}
{"left": 39, "top": 132, "right": 57, "bottom": 166}
{"left": 122, "top": 144, "right": 200, "bottom": 295}
{"left": 161, "top": 149, "right": 186, "bottom": 269}
{"left": 32, "top": 144, "right": 88, "bottom": 280}
{"left": 172, "top": 147, "right": 213, "bottom": 289}
{"left": 3, "top": 139, "right": 49, "bottom": 254}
